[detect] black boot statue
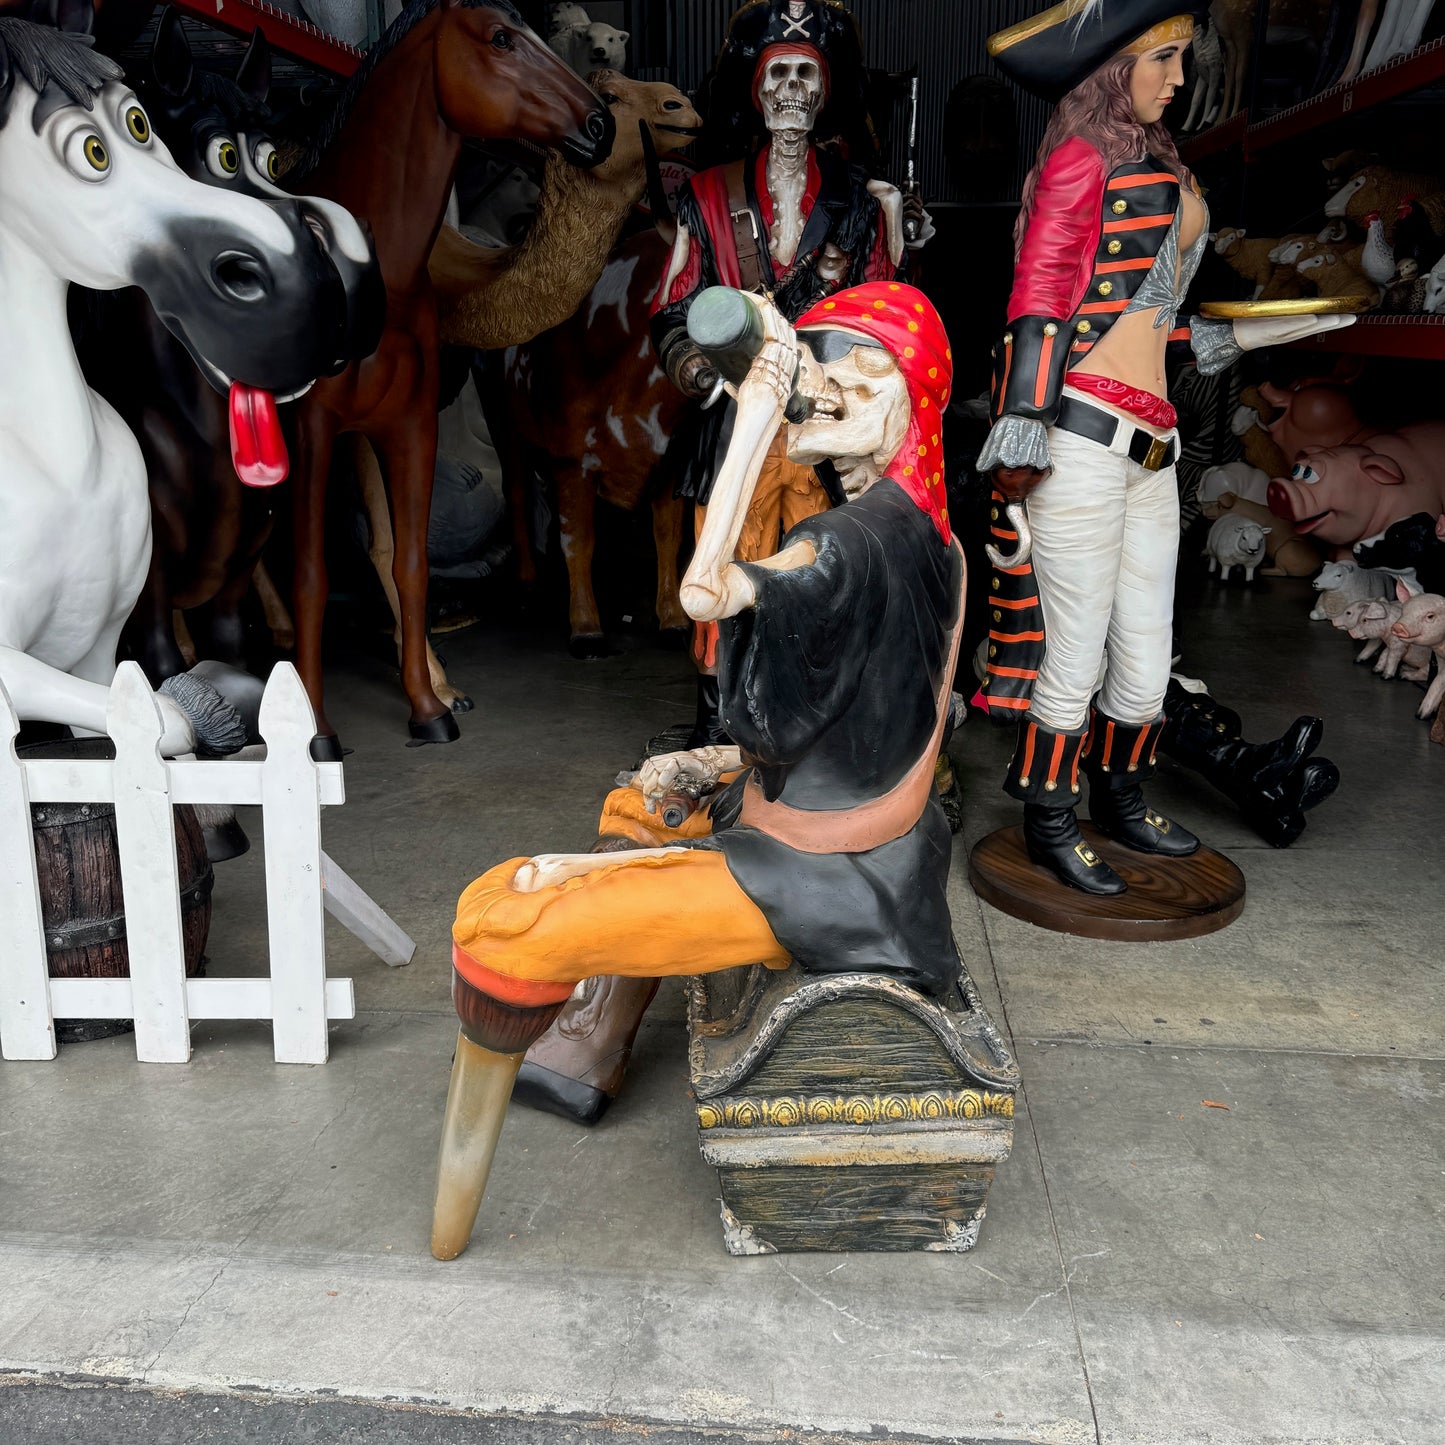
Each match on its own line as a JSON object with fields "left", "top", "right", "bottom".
{"left": 686, "top": 672, "right": 732, "bottom": 749}
{"left": 1082, "top": 706, "right": 1200, "bottom": 859}
{"left": 1159, "top": 681, "right": 1339, "bottom": 848}
{"left": 1007, "top": 720, "right": 1125, "bottom": 895}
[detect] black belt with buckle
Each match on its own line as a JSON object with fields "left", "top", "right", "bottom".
{"left": 1056, "top": 395, "right": 1178, "bottom": 472}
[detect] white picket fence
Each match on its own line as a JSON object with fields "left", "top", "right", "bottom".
{"left": 0, "top": 662, "right": 413, "bottom": 1065}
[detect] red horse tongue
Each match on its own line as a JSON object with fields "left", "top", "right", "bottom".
{"left": 228, "top": 382, "right": 289, "bottom": 487}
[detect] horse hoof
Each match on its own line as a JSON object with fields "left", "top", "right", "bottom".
{"left": 202, "top": 817, "right": 251, "bottom": 863}
{"left": 310, "top": 734, "right": 344, "bottom": 762}
{"left": 569, "top": 633, "right": 615, "bottom": 660}
{"left": 448, "top": 694, "right": 475, "bottom": 714}
{"left": 408, "top": 712, "right": 462, "bottom": 746}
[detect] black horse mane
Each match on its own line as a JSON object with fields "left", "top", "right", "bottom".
{"left": 289, "top": 0, "right": 523, "bottom": 177}
{"left": 188, "top": 67, "right": 271, "bottom": 130}
{"left": 0, "top": 17, "right": 122, "bottom": 130}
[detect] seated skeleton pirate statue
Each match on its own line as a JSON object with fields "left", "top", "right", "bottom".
{"left": 510, "top": 0, "right": 934, "bottom": 1129}
{"left": 431, "top": 281, "right": 965, "bottom": 1261}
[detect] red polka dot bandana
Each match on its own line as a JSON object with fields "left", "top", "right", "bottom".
{"left": 797, "top": 282, "right": 954, "bottom": 545}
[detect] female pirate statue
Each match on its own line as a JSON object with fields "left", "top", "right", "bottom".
{"left": 978, "top": 0, "right": 1353, "bottom": 897}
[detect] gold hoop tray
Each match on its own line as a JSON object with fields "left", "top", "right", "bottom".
{"left": 1198, "top": 296, "right": 1372, "bottom": 319}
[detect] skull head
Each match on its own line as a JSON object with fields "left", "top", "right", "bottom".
{"left": 757, "top": 52, "right": 825, "bottom": 135}
{"left": 789, "top": 334, "right": 911, "bottom": 496}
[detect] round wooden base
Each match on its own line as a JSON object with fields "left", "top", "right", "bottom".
{"left": 968, "top": 825, "right": 1245, "bottom": 942}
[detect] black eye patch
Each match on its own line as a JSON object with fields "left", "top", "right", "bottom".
{"left": 799, "top": 328, "right": 886, "bottom": 364}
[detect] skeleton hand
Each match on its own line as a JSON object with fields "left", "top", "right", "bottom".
{"left": 902, "top": 193, "right": 935, "bottom": 249}
{"left": 741, "top": 334, "right": 800, "bottom": 414}
{"left": 1232, "top": 313, "right": 1359, "bottom": 350}
{"left": 634, "top": 747, "right": 731, "bottom": 813}
{"left": 678, "top": 349, "right": 721, "bottom": 401}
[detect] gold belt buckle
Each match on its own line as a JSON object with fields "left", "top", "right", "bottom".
{"left": 1143, "top": 435, "right": 1169, "bottom": 471}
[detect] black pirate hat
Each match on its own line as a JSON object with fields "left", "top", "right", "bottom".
{"left": 696, "top": 0, "right": 874, "bottom": 167}
{"left": 989, "top": 0, "right": 1205, "bottom": 102}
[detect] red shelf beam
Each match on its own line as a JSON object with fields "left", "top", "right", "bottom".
{"left": 1179, "top": 111, "right": 1247, "bottom": 166}
{"left": 1247, "top": 36, "right": 1445, "bottom": 153}
{"left": 1180, "top": 38, "right": 1445, "bottom": 166}
{"left": 1288, "top": 315, "right": 1445, "bottom": 360}
{"left": 167, "top": 0, "right": 362, "bottom": 78}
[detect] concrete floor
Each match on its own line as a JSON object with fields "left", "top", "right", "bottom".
{"left": 1, "top": 572, "right": 1443, "bottom": 1445}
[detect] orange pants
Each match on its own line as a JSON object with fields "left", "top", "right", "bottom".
{"left": 693, "top": 427, "right": 827, "bottom": 670}
{"left": 451, "top": 785, "right": 788, "bottom": 993}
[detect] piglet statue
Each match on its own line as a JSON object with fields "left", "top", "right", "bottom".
{"left": 1205, "top": 513, "right": 1270, "bottom": 581}
{"left": 1268, "top": 426, "right": 1445, "bottom": 549}
{"left": 1391, "top": 581, "right": 1445, "bottom": 734}
{"left": 1333, "top": 598, "right": 1431, "bottom": 680}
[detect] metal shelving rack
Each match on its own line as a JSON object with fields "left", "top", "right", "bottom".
{"left": 1179, "top": 14, "right": 1445, "bottom": 360}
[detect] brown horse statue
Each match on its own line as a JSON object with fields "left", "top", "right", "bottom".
{"left": 284, "top": 0, "right": 613, "bottom": 754}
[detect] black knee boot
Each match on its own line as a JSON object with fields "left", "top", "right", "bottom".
{"left": 1082, "top": 707, "right": 1200, "bottom": 857}
{"left": 686, "top": 673, "right": 731, "bottom": 749}
{"left": 1159, "top": 682, "right": 1339, "bottom": 848}
{"left": 1006, "top": 720, "right": 1125, "bottom": 896}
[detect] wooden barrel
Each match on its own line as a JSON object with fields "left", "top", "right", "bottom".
{"left": 21, "top": 738, "right": 213, "bottom": 989}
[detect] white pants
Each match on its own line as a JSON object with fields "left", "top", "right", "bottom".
{"left": 1028, "top": 406, "right": 1180, "bottom": 732}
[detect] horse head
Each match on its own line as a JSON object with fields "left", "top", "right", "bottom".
{"left": 137, "top": 10, "right": 385, "bottom": 402}
{"left": 432, "top": 0, "right": 613, "bottom": 166}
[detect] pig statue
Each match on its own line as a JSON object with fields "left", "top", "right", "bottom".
{"left": 1309, "top": 559, "right": 1396, "bottom": 620}
{"left": 1333, "top": 598, "right": 1431, "bottom": 680}
{"left": 1205, "top": 513, "right": 1271, "bottom": 581}
{"left": 1391, "top": 581, "right": 1445, "bottom": 737}
{"left": 1354, "top": 512, "right": 1445, "bottom": 595}
{"left": 1256, "top": 378, "right": 1368, "bottom": 461}
{"left": 1268, "top": 423, "right": 1445, "bottom": 549}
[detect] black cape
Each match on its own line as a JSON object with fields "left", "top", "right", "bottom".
{"left": 696, "top": 479, "right": 963, "bottom": 998}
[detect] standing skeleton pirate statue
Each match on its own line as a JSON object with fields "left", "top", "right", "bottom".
{"left": 432, "top": 281, "right": 966, "bottom": 1261}
{"left": 510, "top": 0, "right": 933, "bottom": 1127}
{"left": 652, "top": 0, "right": 931, "bottom": 745}
{"left": 977, "top": 0, "right": 1351, "bottom": 901}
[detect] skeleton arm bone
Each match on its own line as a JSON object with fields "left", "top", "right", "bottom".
{"left": 513, "top": 848, "right": 686, "bottom": 894}
{"left": 679, "top": 318, "right": 797, "bottom": 622}
{"left": 866, "top": 180, "right": 934, "bottom": 263}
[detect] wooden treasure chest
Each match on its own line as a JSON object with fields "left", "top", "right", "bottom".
{"left": 687, "top": 960, "right": 1018, "bottom": 1254}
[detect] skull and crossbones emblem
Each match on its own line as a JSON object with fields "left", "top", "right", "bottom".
{"left": 782, "top": 1, "right": 811, "bottom": 38}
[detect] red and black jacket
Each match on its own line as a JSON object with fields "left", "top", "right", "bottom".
{"left": 980, "top": 140, "right": 1198, "bottom": 720}
{"left": 987, "top": 139, "right": 1193, "bottom": 432}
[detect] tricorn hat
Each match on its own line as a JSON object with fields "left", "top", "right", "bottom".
{"left": 697, "top": 0, "right": 873, "bottom": 166}
{"left": 989, "top": 0, "right": 1204, "bottom": 103}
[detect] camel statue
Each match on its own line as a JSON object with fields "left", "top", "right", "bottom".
{"left": 427, "top": 70, "right": 696, "bottom": 349}
{"left": 357, "top": 70, "right": 699, "bottom": 707}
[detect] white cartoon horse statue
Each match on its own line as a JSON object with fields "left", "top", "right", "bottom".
{"left": 0, "top": 18, "right": 375, "bottom": 753}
